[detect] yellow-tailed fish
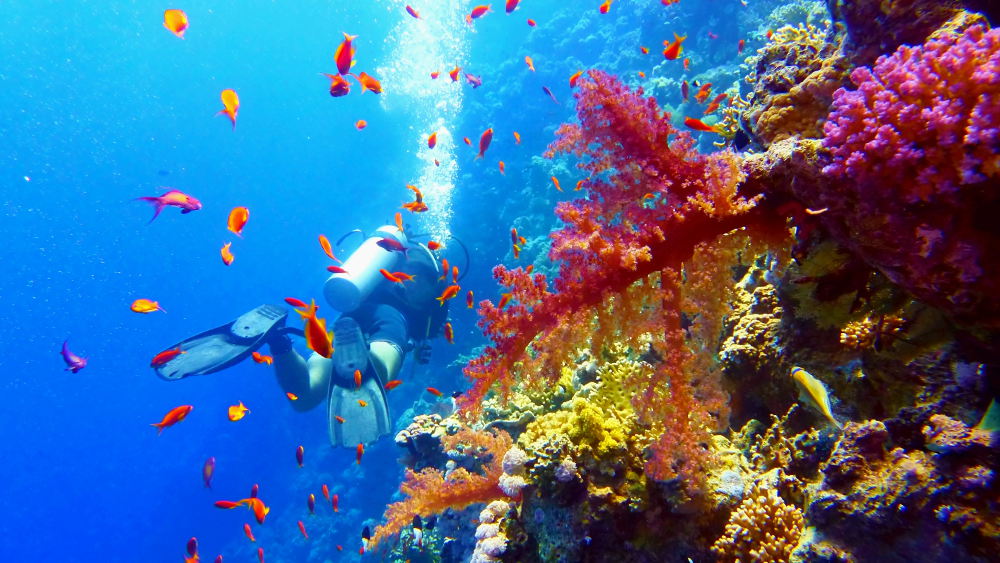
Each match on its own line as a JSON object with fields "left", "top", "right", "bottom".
{"left": 790, "top": 366, "right": 842, "bottom": 428}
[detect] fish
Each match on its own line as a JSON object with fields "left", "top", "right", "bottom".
{"left": 512, "top": 243, "right": 521, "bottom": 259}
{"left": 663, "top": 33, "right": 686, "bottom": 60}
{"left": 356, "top": 443, "right": 364, "bottom": 464}
{"left": 599, "top": 0, "right": 612, "bottom": 14}
{"left": 427, "top": 240, "right": 442, "bottom": 251}
{"left": 444, "top": 322, "right": 454, "bottom": 344}
{"left": 498, "top": 293, "right": 512, "bottom": 309}
{"left": 527, "top": 18, "right": 536, "bottom": 27}
{"left": 467, "top": 290, "right": 474, "bottom": 308}
{"left": 298, "top": 300, "right": 333, "bottom": 358}
{"left": 257, "top": 547, "right": 264, "bottom": 563}
{"left": 355, "top": 72, "right": 382, "bottom": 94}
{"left": 551, "top": 176, "right": 562, "bottom": 192}
{"left": 466, "top": 5, "right": 491, "bottom": 24}
{"left": 498, "top": 160, "right": 505, "bottom": 175}
{"left": 766, "top": 29, "right": 774, "bottom": 40}
{"left": 286, "top": 392, "right": 298, "bottom": 401}
{"left": 463, "top": 136, "right": 472, "bottom": 145}
{"left": 335, "top": 415, "right": 345, "bottom": 424}
{"left": 187, "top": 537, "right": 198, "bottom": 558}
{"left": 640, "top": 46, "right": 649, "bottom": 54}
{"left": 465, "top": 73, "right": 482, "bottom": 88}
{"left": 333, "top": 494, "right": 340, "bottom": 512}
{"left": 708, "top": 31, "right": 718, "bottom": 39}
{"left": 694, "top": 82, "right": 713, "bottom": 103}
{"left": 318, "top": 235, "right": 340, "bottom": 262}
{"left": 327, "top": 265, "right": 348, "bottom": 274}
{"left": 385, "top": 380, "right": 403, "bottom": 391}
{"left": 202, "top": 457, "right": 215, "bottom": 488}
{"left": 136, "top": 189, "right": 202, "bottom": 223}
{"left": 60, "top": 340, "right": 88, "bottom": 373}
{"left": 228, "top": 401, "right": 250, "bottom": 422}
{"left": 376, "top": 237, "right": 408, "bottom": 256}
{"left": 220, "top": 242, "right": 235, "bottom": 266}
{"left": 436, "top": 284, "right": 460, "bottom": 305}
{"left": 354, "top": 369, "right": 362, "bottom": 389}
{"left": 440, "top": 258, "right": 449, "bottom": 279}
{"left": 307, "top": 493, "right": 316, "bottom": 515}
{"left": 569, "top": 70, "right": 583, "bottom": 87}
{"left": 323, "top": 73, "right": 351, "bottom": 97}
{"left": 681, "top": 80, "right": 689, "bottom": 101}
{"left": 355, "top": 120, "right": 367, "bottom": 130}
{"left": 150, "top": 346, "right": 185, "bottom": 367}
{"left": 358, "top": 400, "right": 368, "bottom": 407}
{"left": 227, "top": 207, "right": 249, "bottom": 237}
{"left": 477, "top": 127, "right": 493, "bottom": 159}
{"left": 322, "top": 484, "right": 331, "bottom": 502}
{"left": 427, "top": 132, "right": 437, "bottom": 149}
{"left": 163, "top": 9, "right": 189, "bottom": 39}
{"left": 392, "top": 271, "right": 416, "bottom": 283}
{"left": 217, "top": 89, "right": 239, "bottom": 130}
{"left": 284, "top": 297, "right": 308, "bottom": 308}
{"left": 426, "top": 387, "right": 443, "bottom": 397}
{"left": 638, "top": 71, "right": 646, "bottom": 78}
{"left": 214, "top": 500, "right": 241, "bottom": 509}
{"left": 241, "top": 497, "right": 269, "bottom": 524}
{"left": 394, "top": 212, "right": 405, "bottom": 233}
{"left": 250, "top": 484, "right": 259, "bottom": 498}
{"left": 704, "top": 93, "right": 728, "bottom": 115}
{"left": 379, "top": 269, "right": 402, "bottom": 283}
{"left": 513, "top": 131, "right": 521, "bottom": 144}
{"left": 505, "top": 0, "right": 520, "bottom": 13}
{"left": 430, "top": 70, "right": 440, "bottom": 79}
{"left": 413, "top": 515, "right": 424, "bottom": 548}
{"left": 790, "top": 366, "right": 842, "bottom": 428}
{"left": 449, "top": 66, "right": 461, "bottom": 81}
{"left": 542, "top": 86, "right": 559, "bottom": 104}
{"left": 150, "top": 405, "right": 194, "bottom": 435}
{"left": 738, "top": 39, "right": 745, "bottom": 54}
{"left": 683, "top": 116, "right": 722, "bottom": 134}
{"left": 215, "top": 556, "right": 222, "bottom": 563}
{"left": 296, "top": 445, "right": 304, "bottom": 467}
{"left": 574, "top": 179, "right": 584, "bottom": 191}
{"left": 452, "top": 265, "right": 459, "bottom": 283}
{"left": 334, "top": 33, "right": 357, "bottom": 75}
{"left": 406, "top": 5, "right": 420, "bottom": 18}
{"left": 298, "top": 520, "right": 309, "bottom": 539}
{"left": 683, "top": 57, "right": 690, "bottom": 70}
{"left": 525, "top": 56, "right": 535, "bottom": 72}
{"left": 244, "top": 523, "right": 256, "bottom": 542}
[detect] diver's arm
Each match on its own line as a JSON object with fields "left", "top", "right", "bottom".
{"left": 272, "top": 349, "right": 330, "bottom": 411}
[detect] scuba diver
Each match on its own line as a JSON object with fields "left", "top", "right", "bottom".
{"left": 152, "top": 225, "right": 453, "bottom": 448}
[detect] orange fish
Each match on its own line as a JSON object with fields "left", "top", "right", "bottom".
{"left": 384, "top": 380, "right": 403, "bottom": 391}
{"left": 355, "top": 72, "right": 382, "bottom": 94}
{"left": 463, "top": 136, "right": 472, "bottom": 145}
{"left": 395, "top": 212, "right": 404, "bottom": 232}
{"left": 354, "top": 369, "right": 362, "bottom": 390}
{"left": 683, "top": 57, "right": 690, "bottom": 70}
{"left": 525, "top": 56, "right": 535, "bottom": 72}
{"left": 737, "top": 39, "right": 745, "bottom": 54}
{"left": 426, "top": 387, "right": 443, "bottom": 397}
{"left": 466, "top": 290, "right": 474, "bottom": 308}
{"left": 297, "top": 300, "right": 334, "bottom": 358}
{"left": 444, "top": 322, "right": 454, "bottom": 344}
{"left": 151, "top": 346, "right": 185, "bottom": 367}
{"left": 332, "top": 494, "right": 340, "bottom": 512}
{"left": 427, "top": 240, "right": 442, "bottom": 251}
{"left": 251, "top": 352, "right": 273, "bottom": 366}
{"left": 430, "top": 70, "right": 440, "bottom": 79}
{"left": 284, "top": 297, "right": 308, "bottom": 308}
{"left": 318, "top": 235, "right": 340, "bottom": 262}
{"left": 257, "top": 547, "right": 264, "bottom": 563}
{"left": 335, "top": 415, "right": 345, "bottom": 424}
{"left": 215, "top": 500, "right": 242, "bottom": 509}
{"left": 227, "top": 206, "right": 249, "bottom": 237}
{"left": 220, "top": 242, "right": 235, "bottom": 266}
{"left": 575, "top": 179, "right": 585, "bottom": 191}
{"left": 334, "top": 33, "right": 357, "bottom": 75}
{"left": 704, "top": 93, "right": 728, "bottom": 115}
{"left": 440, "top": 258, "right": 449, "bottom": 279}
{"left": 436, "top": 284, "right": 460, "bottom": 305}
{"left": 379, "top": 269, "right": 402, "bottom": 283}
{"left": 286, "top": 392, "right": 299, "bottom": 401}
{"left": 513, "top": 131, "right": 521, "bottom": 144}
{"left": 449, "top": 67, "right": 461, "bottom": 81}
{"left": 217, "top": 89, "right": 239, "bottom": 130}
{"left": 569, "top": 70, "right": 583, "bottom": 87}
{"left": 427, "top": 132, "right": 437, "bottom": 149}
{"left": 323, "top": 73, "right": 351, "bottom": 97}
{"left": 466, "top": 4, "right": 491, "bottom": 24}
{"left": 355, "top": 120, "right": 367, "bottom": 130}
{"left": 599, "top": 0, "right": 612, "bottom": 14}
{"left": 296, "top": 445, "right": 304, "bottom": 468}
{"left": 695, "top": 82, "right": 713, "bottom": 104}
{"left": 150, "top": 405, "right": 193, "bottom": 435}
{"left": 498, "top": 160, "right": 505, "bottom": 175}
{"left": 638, "top": 71, "right": 646, "bottom": 78}
{"left": 551, "top": 176, "right": 562, "bottom": 191}
{"left": 527, "top": 18, "right": 536, "bottom": 27}
{"left": 451, "top": 265, "right": 459, "bottom": 283}
{"left": 477, "top": 128, "right": 493, "bottom": 159}
{"left": 163, "top": 9, "right": 189, "bottom": 39}
{"left": 244, "top": 523, "right": 256, "bottom": 542}
{"left": 512, "top": 243, "right": 521, "bottom": 259}
{"left": 358, "top": 399, "right": 368, "bottom": 407}
{"left": 228, "top": 401, "right": 250, "bottom": 422}
{"left": 298, "top": 520, "right": 309, "bottom": 539}
{"left": 322, "top": 484, "right": 331, "bottom": 502}
{"left": 392, "top": 271, "right": 416, "bottom": 282}
{"left": 136, "top": 188, "right": 202, "bottom": 223}
{"left": 356, "top": 443, "right": 364, "bottom": 464}
{"left": 663, "top": 33, "right": 686, "bottom": 60}
{"left": 684, "top": 116, "right": 722, "bottom": 134}
{"left": 241, "top": 497, "right": 270, "bottom": 525}
{"left": 640, "top": 46, "right": 649, "bottom": 54}
{"left": 131, "top": 299, "right": 165, "bottom": 314}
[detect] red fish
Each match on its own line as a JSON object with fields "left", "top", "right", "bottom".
{"left": 241, "top": 497, "right": 269, "bottom": 524}
{"left": 385, "top": 379, "right": 403, "bottom": 391}
{"left": 569, "top": 70, "right": 583, "bottom": 87}
{"left": 333, "top": 494, "right": 340, "bottom": 512}
{"left": 477, "top": 127, "right": 493, "bottom": 159}
{"left": 451, "top": 265, "right": 459, "bottom": 283}
{"left": 376, "top": 237, "right": 408, "bottom": 255}
{"left": 136, "top": 189, "right": 202, "bottom": 223}
{"left": 296, "top": 445, "right": 304, "bottom": 468}
{"left": 505, "top": 0, "right": 520, "bottom": 12}
{"left": 217, "top": 89, "right": 239, "bottom": 129}
{"left": 498, "top": 160, "right": 505, "bottom": 175}
{"left": 427, "top": 240, "right": 442, "bottom": 251}
{"left": 297, "top": 300, "right": 333, "bottom": 358}
{"left": 334, "top": 33, "right": 357, "bottom": 75}
{"left": 467, "top": 290, "right": 474, "bottom": 308}
{"left": 257, "top": 547, "right": 264, "bottom": 563}
{"left": 356, "top": 443, "right": 364, "bottom": 465}
{"left": 379, "top": 269, "right": 402, "bottom": 283}
{"left": 640, "top": 46, "right": 649, "bottom": 54}
{"left": 406, "top": 5, "right": 420, "bottom": 19}
{"left": 694, "top": 82, "right": 713, "bottom": 104}
{"left": 323, "top": 73, "right": 351, "bottom": 97}
{"left": 227, "top": 206, "right": 249, "bottom": 237}
{"left": 335, "top": 415, "right": 345, "bottom": 424}
{"left": 354, "top": 369, "right": 362, "bottom": 389}
{"left": 186, "top": 537, "right": 198, "bottom": 558}
{"left": 284, "top": 297, "right": 308, "bottom": 308}
{"left": 220, "top": 242, "right": 234, "bottom": 266}
{"left": 392, "top": 271, "right": 416, "bottom": 283}
{"left": 150, "top": 405, "right": 193, "bottom": 435}
{"left": 322, "top": 484, "right": 331, "bottom": 502}
{"left": 466, "top": 5, "right": 491, "bottom": 24}
{"left": 307, "top": 493, "right": 316, "bottom": 515}
{"left": 444, "top": 322, "right": 454, "bottom": 344}
{"left": 449, "top": 67, "right": 461, "bottom": 81}
{"left": 60, "top": 340, "right": 87, "bottom": 373}
{"left": 599, "top": 0, "right": 612, "bottom": 14}
{"left": 738, "top": 39, "right": 745, "bottom": 54}
{"left": 428, "top": 132, "right": 437, "bottom": 149}
{"left": 355, "top": 120, "right": 367, "bottom": 130}
{"left": 298, "top": 520, "right": 309, "bottom": 539}
{"left": 318, "top": 235, "right": 340, "bottom": 262}
{"left": 436, "top": 284, "right": 460, "bottom": 305}
{"left": 426, "top": 387, "right": 443, "bottom": 397}
{"left": 163, "top": 9, "right": 188, "bottom": 39}
{"left": 683, "top": 57, "right": 690, "bottom": 70}
{"left": 150, "top": 346, "right": 185, "bottom": 367}
{"left": 684, "top": 116, "right": 722, "bottom": 134}
{"left": 250, "top": 484, "right": 259, "bottom": 498}
{"left": 244, "top": 523, "right": 256, "bottom": 542}
{"left": 214, "top": 500, "right": 241, "bottom": 509}
{"left": 527, "top": 18, "right": 536, "bottom": 27}
{"left": 355, "top": 72, "right": 382, "bottom": 94}
{"left": 327, "top": 265, "right": 348, "bottom": 274}
{"left": 704, "top": 93, "right": 728, "bottom": 115}
{"left": 286, "top": 392, "right": 298, "bottom": 401}
{"left": 203, "top": 456, "right": 216, "bottom": 488}
{"left": 430, "top": 70, "right": 440, "bottom": 79}
{"left": 663, "top": 33, "right": 686, "bottom": 60}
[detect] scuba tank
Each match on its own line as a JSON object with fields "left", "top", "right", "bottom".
{"left": 324, "top": 226, "right": 406, "bottom": 312}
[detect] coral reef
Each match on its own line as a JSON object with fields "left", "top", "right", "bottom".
{"left": 711, "top": 478, "right": 805, "bottom": 563}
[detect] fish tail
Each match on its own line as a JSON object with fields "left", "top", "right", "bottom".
{"left": 137, "top": 197, "right": 165, "bottom": 223}
{"left": 150, "top": 423, "right": 164, "bottom": 435}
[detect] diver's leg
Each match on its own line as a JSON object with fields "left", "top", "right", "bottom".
{"left": 369, "top": 340, "right": 403, "bottom": 382}
{"left": 270, "top": 333, "right": 330, "bottom": 411}
{"left": 365, "top": 304, "right": 409, "bottom": 383}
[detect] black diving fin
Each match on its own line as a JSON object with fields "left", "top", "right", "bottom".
{"left": 153, "top": 304, "right": 289, "bottom": 381}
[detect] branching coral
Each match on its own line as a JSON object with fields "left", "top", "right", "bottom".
{"left": 710, "top": 479, "right": 805, "bottom": 563}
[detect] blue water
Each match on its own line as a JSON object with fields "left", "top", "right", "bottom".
{"left": 0, "top": 1, "right": 778, "bottom": 560}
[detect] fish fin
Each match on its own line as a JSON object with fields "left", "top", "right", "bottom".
{"left": 137, "top": 197, "right": 165, "bottom": 223}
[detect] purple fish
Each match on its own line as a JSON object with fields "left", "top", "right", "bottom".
{"left": 250, "top": 483, "right": 259, "bottom": 498}
{"left": 186, "top": 537, "right": 199, "bottom": 558}
{"left": 542, "top": 85, "right": 559, "bottom": 104}
{"left": 464, "top": 73, "right": 482, "bottom": 88}
{"left": 135, "top": 189, "right": 202, "bottom": 223}
{"left": 376, "top": 237, "right": 409, "bottom": 256}
{"left": 61, "top": 340, "right": 87, "bottom": 373}
{"left": 202, "top": 457, "right": 216, "bottom": 488}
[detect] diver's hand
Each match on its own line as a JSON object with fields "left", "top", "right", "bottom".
{"left": 414, "top": 342, "right": 432, "bottom": 364}
{"left": 268, "top": 330, "right": 294, "bottom": 356}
